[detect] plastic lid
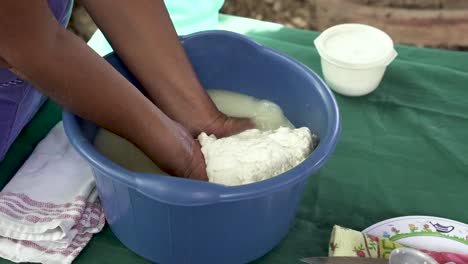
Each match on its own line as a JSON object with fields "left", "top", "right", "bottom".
{"left": 314, "top": 24, "right": 397, "bottom": 69}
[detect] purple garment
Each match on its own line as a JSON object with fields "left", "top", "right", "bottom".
{"left": 0, "top": 0, "right": 73, "bottom": 161}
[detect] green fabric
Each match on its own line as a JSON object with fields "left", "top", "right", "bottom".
{"left": 1, "top": 14, "right": 468, "bottom": 263}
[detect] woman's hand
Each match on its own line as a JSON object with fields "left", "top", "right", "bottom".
{"left": 199, "top": 114, "right": 255, "bottom": 138}
{"left": 175, "top": 133, "right": 208, "bottom": 181}
{"left": 82, "top": 0, "right": 255, "bottom": 139}
{"left": 133, "top": 115, "right": 253, "bottom": 181}
{"left": 138, "top": 119, "right": 209, "bottom": 181}
{"left": 1, "top": 1, "right": 251, "bottom": 182}
{"left": 0, "top": 1, "right": 210, "bottom": 181}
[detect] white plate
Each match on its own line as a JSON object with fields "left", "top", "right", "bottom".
{"left": 363, "top": 216, "right": 468, "bottom": 254}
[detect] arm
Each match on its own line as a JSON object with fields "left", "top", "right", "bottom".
{"left": 81, "top": 0, "right": 253, "bottom": 137}
{"left": 0, "top": 1, "right": 207, "bottom": 180}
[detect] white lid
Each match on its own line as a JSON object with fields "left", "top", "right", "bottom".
{"left": 314, "top": 24, "right": 397, "bottom": 69}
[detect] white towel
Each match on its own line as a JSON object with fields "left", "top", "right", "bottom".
{"left": 0, "top": 121, "right": 105, "bottom": 264}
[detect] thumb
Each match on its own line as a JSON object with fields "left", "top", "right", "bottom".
{"left": 181, "top": 141, "right": 208, "bottom": 181}
{"left": 215, "top": 117, "right": 255, "bottom": 138}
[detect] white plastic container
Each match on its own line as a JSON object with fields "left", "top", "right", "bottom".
{"left": 314, "top": 24, "right": 397, "bottom": 96}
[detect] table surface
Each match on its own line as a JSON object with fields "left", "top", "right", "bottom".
{"left": 1, "top": 14, "right": 468, "bottom": 264}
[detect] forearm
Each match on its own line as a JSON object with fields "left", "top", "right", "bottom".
{"left": 9, "top": 29, "right": 147, "bottom": 138}
{"left": 3, "top": 25, "right": 192, "bottom": 174}
{"left": 82, "top": 0, "right": 221, "bottom": 134}
{"left": 0, "top": 1, "right": 210, "bottom": 179}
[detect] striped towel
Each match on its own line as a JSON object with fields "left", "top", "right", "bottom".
{"left": 0, "top": 122, "right": 105, "bottom": 264}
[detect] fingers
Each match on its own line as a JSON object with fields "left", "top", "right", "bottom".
{"left": 186, "top": 162, "right": 209, "bottom": 181}
{"left": 221, "top": 117, "right": 256, "bottom": 137}
{"left": 182, "top": 141, "right": 209, "bottom": 181}
{"left": 211, "top": 116, "right": 255, "bottom": 138}
{"left": 182, "top": 117, "right": 255, "bottom": 182}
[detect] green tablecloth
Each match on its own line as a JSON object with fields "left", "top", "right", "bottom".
{"left": 1, "top": 14, "right": 468, "bottom": 263}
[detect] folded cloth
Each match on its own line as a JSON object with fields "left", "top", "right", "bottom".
{"left": 0, "top": 121, "right": 105, "bottom": 264}
{"left": 328, "top": 225, "right": 468, "bottom": 264}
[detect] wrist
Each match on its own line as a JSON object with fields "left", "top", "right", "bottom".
{"left": 143, "top": 78, "right": 224, "bottom": 136}
{"left": 129, "top": 109, "right": 196, "bottom": 177}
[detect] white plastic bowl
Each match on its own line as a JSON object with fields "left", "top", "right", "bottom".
{"left": 314, "top": 24, "right": 397, "bottom": 96}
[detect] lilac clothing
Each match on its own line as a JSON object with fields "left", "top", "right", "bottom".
{"left": 0, "top": 0, "right": 73, "bottom": 161}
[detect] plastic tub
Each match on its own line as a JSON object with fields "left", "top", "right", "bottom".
{"left": 165, "top": 0, "right": 224, "bottom": 35}
{"left": 314, "top": 24, "right": 398, "bottom": 96}
{"left": 63, "top": 30, "right": 341, "bottom": 264}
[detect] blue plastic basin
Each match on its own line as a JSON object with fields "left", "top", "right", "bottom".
{"left": 63, "top": 30, "right": 341, "bottom": 264}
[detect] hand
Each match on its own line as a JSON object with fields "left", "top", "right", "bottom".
{"left": 197, "top": 112, "right": 255, "bottom": 138}
{"left": 167, "top": 122, "right": 208, "bottom": 181}
{"left": 147, "top": 114, "right": 253, "bottom": 181}
{"left": 181, "top": 141, "right": 208, "bottom": 181}
{"left": 166, "top": 114, "right": 253, "bottom": 181}
{"left": 81, "top": 0, "right": 255, "bottom": 140}
{"left": 130, "top": 116, "right": 208, "bottom": 181}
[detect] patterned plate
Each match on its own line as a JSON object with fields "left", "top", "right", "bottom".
{"left": 363, "top": 216, "right": 468, "bottom": 254}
